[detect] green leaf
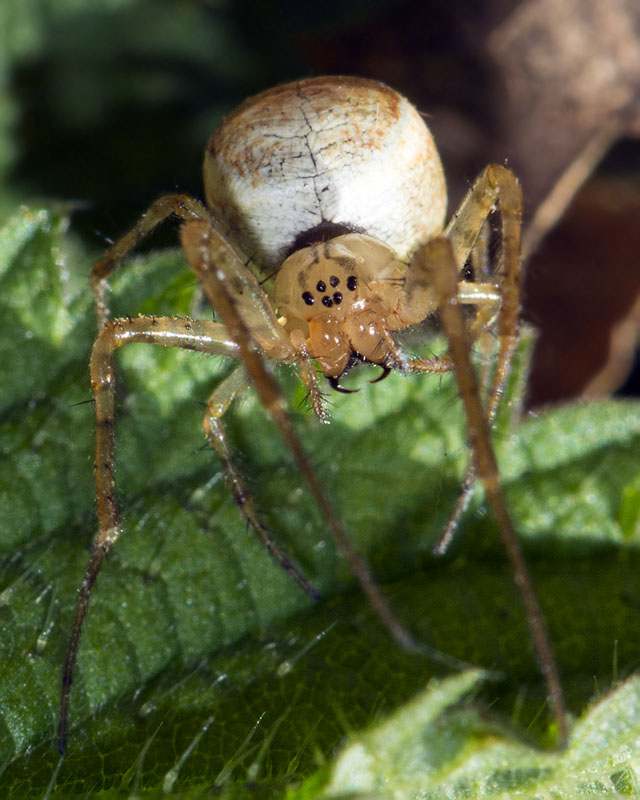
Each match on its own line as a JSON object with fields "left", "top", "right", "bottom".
{"left": 318, "top": 671, "right": 640, "bottom": 799}
{"left": 1, "top": 205, "right": 639, "bottom": 799}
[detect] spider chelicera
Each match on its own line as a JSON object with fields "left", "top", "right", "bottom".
{"left": 57, "top": 76, "right": 567, "bottom": 752}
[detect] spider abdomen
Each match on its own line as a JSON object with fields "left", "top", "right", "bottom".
{"left": 204, "top": 76, "right": 447, "bottom": 272}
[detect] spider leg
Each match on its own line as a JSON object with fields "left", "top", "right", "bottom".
{"left": 289, "top": 330, "right": 330, "bottom": 422}
{"left": 181, "top": 218, "right": 419, "bottom": 652}
{"left": 445, "top": 164, "right": 522, "bottom": 425}
{"left": 180, "top": 218, "right": 295, "bottom": 361}
{"left": 435, "top": 166, "right": 524, "bottom": 554}
{"left": 92, "top": 194, "right": 209, "bottom": 329}
{"left": 421, "top": 236, "right": 568, "bottom": 747}
{"left": 57, "top": 315, "right": 240, "bottom": 754}
{"left": 405, "top": 282, "right": 503, "bottom": 550}
{"left": 430, "top": 285, "right": 503, "bottom": 554}
{"left": 203, "top": 364, "right": 319, "bottom": 598}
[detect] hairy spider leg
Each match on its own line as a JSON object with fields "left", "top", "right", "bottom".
{"left": 92, "top": 194, "right": 208, "bottom": 329}
{"left": 202, "top": 364, "right": 319, "bottom": 599}
{"left": 90, "top": 192, "right": 323, "bottom": 598}
{"left": 58, "top": 196, "right": 318, "bottom": 753}
{"left": 421, "top": 234, "right": 568, "bottom": 747}
{"left": 431, "top": 165, "right": 524, "bottom": 555}
{"left": 181, "top": 218, "right": 421, "bottom": 654}
{"left": 394, "top": 165, "right": 518, "bottom": 547}
{"left": 382, "top": 164, "right": 567, "bottom": 744}
{"left": 58, "top": 315, "right": 241, "bottom": 753}
{"left": 93, "top": 192, "right": 323, "bottom": 589}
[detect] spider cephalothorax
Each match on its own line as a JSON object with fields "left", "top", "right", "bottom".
{"left": 275, "top": 233, "right": 425, "bottom": 380}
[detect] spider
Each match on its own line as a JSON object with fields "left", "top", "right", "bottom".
{"left": 57, "top": 76, "right": 567, "bottom": 753}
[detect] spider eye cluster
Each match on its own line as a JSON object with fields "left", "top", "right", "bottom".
{"left": 301, "top": 274, "right": 357, "bottom": 308}
{"left": 274, "top": 232, "right": 404, "bottom": 328}
{"left": 275, "top": 237, "right": 372, "bottom": 324}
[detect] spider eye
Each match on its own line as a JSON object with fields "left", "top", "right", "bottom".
{"left": 302, "top": 291, "right": 315, "bottom": 306}
{"left": 329, "top": 275, "right": 339, "bottom": 287}
{"left": 347, "top": 275, "right": 357, "bottom": 291}
{"left": 333, "top": 292, "right": 343, "bottom": 304}
{"left": 321, "top": 296, "right": 333, "bottom": 307}
{"left": 316, "top": 280, "right": 326, "bottom": 292}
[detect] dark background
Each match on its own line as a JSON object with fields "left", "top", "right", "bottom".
{"left": 5, "top": 0, "right": 640, "bottom": 404}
